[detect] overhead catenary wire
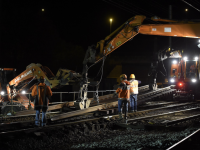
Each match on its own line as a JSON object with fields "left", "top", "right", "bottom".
{"left": 115, "top": 0, "right": 155, "bottom": 16}
{"left": 193, "top": 0, "right": 200, "bottom": 7}
{"left": 102, "top": 0, "right": 158, "bottom": 24}
{"left": 150, "top": 0, "right": 169, "bottom": 12}
{"left": 108, "top": 0, "right": 159, "bottom": 24}
{"left": 182, "top": 0, "right": 200, "bottom": 12}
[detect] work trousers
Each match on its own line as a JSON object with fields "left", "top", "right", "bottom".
{"left": 118, "top": 99, "right": 128, "bottom": 113}
{"left": 130, "top": 94, "right": 137, "bottom": 111}
{"left": 35, "top": 108, "right": 47, "bottom": 126}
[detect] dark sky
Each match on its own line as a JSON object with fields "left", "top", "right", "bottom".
{"left": 1, "top": 0, "right": 200, "bottom": 74}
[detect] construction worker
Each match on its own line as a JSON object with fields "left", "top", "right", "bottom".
{"left": 32, "top": 76, "right": 52, "bottom": 127}
{"left": 113, "top": 74, "right": 130, "bottom": 119}
{"left": 129, "top": 74, "right": 141, "bottom": 112}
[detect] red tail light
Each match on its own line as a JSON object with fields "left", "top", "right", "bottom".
{"left": 178, "top": 82, "right": 183, "bottom": 86}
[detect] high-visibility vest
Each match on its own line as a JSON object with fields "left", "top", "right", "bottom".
{"left": 129, "top": 80, "right": 138, "bottom": 94}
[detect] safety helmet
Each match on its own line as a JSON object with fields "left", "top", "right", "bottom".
{"left": 120, "top": 74, "right": 127, "bottom": 79}
{"left": 38, "top": 76, "right": 45, "bottom": 83}
{"left": 130, "top": 74, "right": 135, "bottom": 79}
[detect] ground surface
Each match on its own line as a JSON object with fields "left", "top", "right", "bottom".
{"left": 1, "top": 121, "right": 200, "bottom": 150}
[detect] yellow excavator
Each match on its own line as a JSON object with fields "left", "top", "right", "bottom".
{"left": 0, "top": 63, "right": 81, "bottom": 114}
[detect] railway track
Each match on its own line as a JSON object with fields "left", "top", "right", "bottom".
{"left": 0, "top": 85, "right": 189, "bottom": 134}
{"left": 1, "top": 101, "right": 200, "bottom": 149}
{"left": 1, "top": 85, "right": 174, "bottom": 122}
{"left": 0, "top": 101, "right": 199, "bottom": 136}
{"left": 3, "top": 85, "right": 198, "bottom": 145}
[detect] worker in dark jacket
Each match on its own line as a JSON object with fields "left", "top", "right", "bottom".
{"left": 32, "top": 76, "right": 52, "bottom": 127}
{"left": 113, "top": 74, "right": 130, "bottom": 119}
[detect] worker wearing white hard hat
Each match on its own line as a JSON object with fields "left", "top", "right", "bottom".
{"left": 129, "top": 74, "right": 141, "bottom": 112}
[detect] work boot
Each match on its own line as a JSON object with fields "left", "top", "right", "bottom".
{"left": 124, "top": 111, "right": 128, "bottom": 120}
{"left": 118, "top": 112, "right": 123, "bottom": 120}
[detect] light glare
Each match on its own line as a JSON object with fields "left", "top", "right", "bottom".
{"left": 172, "top": 60, "right": 177, "bottom": 64}
{"left": 170, "top": 78, "right": 175, "bottom": 83}
{"left": 192, "top": 79, "right": 196, "bottom": 82}
{"left": 1, "top": 91, "right": 5, "bottom": 95}
{"left": 195, "top": 56, "right": 198, "bottom": 61}
{"left": 183, "top": 56, "right": 188, "bottom": 61}
{"left": 42, "top": 9, "right": 44, "bottom": 12}
{"left": 22, "top": 91, "right": 26, "bottom": 94}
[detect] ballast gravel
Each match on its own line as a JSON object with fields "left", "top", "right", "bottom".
{"left": 1, "top": 124, "right": 200, "bottom": 150}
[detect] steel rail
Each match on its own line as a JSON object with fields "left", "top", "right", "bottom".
{"left": 0, "top": 102, "right": 198, "bottom": 136}
{"left": 127, "top": 107, "right": 200, "bottom": 123}
{"left": 163, "top": 113, "right": 200, "bottom": 126}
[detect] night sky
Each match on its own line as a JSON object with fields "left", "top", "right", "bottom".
{"left": 1, "top": 0, "right": 200, "bottom": 76}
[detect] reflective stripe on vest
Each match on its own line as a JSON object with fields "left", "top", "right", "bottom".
{"left": 130, "top": 80, "right": 138, "bottom": 94}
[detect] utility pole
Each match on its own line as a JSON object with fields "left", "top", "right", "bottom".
{"left": 169, "top": 5, "right": 172, "bottom": 50}
{"left": 168, "top": 5, "right": 172, "bottom": 80}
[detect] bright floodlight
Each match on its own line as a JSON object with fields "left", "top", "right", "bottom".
{"left": 22, "top": 90, "right": 26, "bottom": 94}
{"left": 172, "top": 60, "right": 177, "bottom": 64}
{"left": 199, "top": 39, "right": 200, "bottom": 43}
{"left": 42, "top": 9, "right": 44, "bottom": 12}
{"left": 192, "top": 79, "right": 197, "bottom": 83}
{"left": 183, "top": 56, "right": 188, "bottom": 61}
{"left": 110, "top": 18, "right": 113, "bottom": 22}
{"left": 1, "top": 91, "right": 5, "bottom": 95}
{"left": 170, "top": 78, "right": 175, "bottom": 83}
{"left": 195, "top": 56, "right": 198, "bottom": 61}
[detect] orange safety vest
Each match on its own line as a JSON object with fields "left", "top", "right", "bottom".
{"left": 129, "top": 80, "right": 138, "bottom": 94}
{"left": 115, "top": 80, "right": 130, "bottom": 100}
{"left": 32, "top": 83, "right": 52, "bottom": 110}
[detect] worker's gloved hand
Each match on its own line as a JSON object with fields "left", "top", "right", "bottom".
{"left": 113, "top": 92, "right": 118, "bottom": 98}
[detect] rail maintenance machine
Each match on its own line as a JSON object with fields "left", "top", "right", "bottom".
{"left": 167, "top": 54, "right": 200, "bottom": 100}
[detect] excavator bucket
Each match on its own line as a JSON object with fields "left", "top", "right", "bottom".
{"left": 55, "top": 69, "right": 81, "bottom": 86}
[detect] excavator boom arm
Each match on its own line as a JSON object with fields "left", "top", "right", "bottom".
{"left": 95, "top": 15, "right": 146, "bottom": 63}
{"left": 139, "top": 23, "right": 200, "bottom": 38}
{"left": 93, "top": 16, "right": 200, "bottom": 64}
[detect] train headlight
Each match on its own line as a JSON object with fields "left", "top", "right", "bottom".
{"left": 170, "top": 78, "right": 175, "bottom": 83}
{"left": 1, "top": 91, "right": 5, "bottom": 95}
{"left": 172, "top": 60, "right": 177, "bottom": 64}
{"left": 22, "top": 90, "right": 26, "bottom": 94}
{"left": 191, "top": 79, "right": 197, "bottom": 83}
{"left": 183, "top": 56, "right": 188, "bottom": 61}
